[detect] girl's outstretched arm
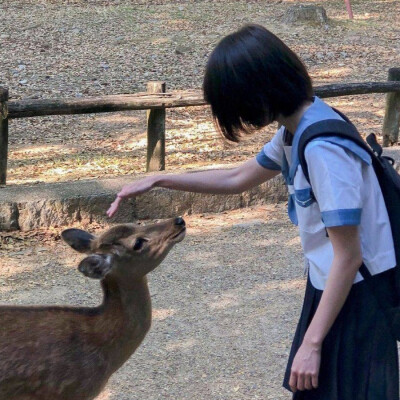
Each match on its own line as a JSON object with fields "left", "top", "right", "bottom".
{"left": 107, "top": 158, "right": 279, "bottom": 217}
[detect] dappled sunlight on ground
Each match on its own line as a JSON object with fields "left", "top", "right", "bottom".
{"left": 3, "top": 0, "right": 399, "bottom": 187}
{"left": 314, "top": 66, "right": 353, "bottom": 80}
{"left": 153, "top": 308, "right": 177, "bottom": 321}
{"left": 6, "top": 92, "right": 393, "bottom": 185}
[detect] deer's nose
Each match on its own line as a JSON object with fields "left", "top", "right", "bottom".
{"left": 175, "top": 217, "right": 185, "bottom": 226}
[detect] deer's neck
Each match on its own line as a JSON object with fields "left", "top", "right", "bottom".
{"left": 97, "top": 275, "right": 152, "bottom": 372}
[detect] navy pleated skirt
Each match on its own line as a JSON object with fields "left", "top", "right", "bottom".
{"left": 283, "top": 268, "right": 399, "bottom": 400}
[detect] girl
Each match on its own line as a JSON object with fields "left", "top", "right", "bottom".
{"left": 107, "top": 25, "right": 398, "bottom": 399}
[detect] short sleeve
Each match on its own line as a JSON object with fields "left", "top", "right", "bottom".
{"left": 304, "top": 140, "right": 365, "bottom": 227}
{"left": 256, "top": 127, "right": 285, "bottom": 171}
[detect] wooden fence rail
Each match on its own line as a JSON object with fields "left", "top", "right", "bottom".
{"left": 7, "top": 81, "right": 400, "bottom": 119}
{"left": 1, "top": 70, "right": 400, "bottom": 185}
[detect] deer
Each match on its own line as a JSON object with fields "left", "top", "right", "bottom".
{"left": 0, "top": 217, "right": 186, "bottom": 400}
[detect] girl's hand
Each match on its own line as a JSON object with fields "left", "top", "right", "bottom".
{"left": 289, "top": 340, "right": 321, "bottom": 392}
{"left": 107, "top": 177, "right": 156, "bottom": 218}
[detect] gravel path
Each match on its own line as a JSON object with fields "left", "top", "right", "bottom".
{"left": 0, "top": 204, "right": 305, "bottom": 399}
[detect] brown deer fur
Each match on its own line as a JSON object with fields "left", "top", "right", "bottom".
{"left": 0, "top": 217, "right": 186, "bottom": 400}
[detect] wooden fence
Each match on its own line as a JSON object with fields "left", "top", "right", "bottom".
{"left": 1, "top": 68, "right": 400, "bottom": 185}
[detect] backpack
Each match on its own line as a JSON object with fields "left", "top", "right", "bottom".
{"left": 297, "top": 109, "right": 400, "bottom": 340}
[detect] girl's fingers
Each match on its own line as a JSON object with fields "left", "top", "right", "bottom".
{"left": 289, "top": 373, "right": 316, "bottom": 393}
{"left": 107, "top": 180, "right": 152, "bottom": 217}
{"left": 289, "top": 372, "right": 297, "bottom": 393}
{"left": 296, "top": 373, "right": 305, "bottom": 391}
{"left": 304, "top": 374, "right": 313, "bottom": 390}
{"left": 311, "top": 374, "right": 318, "bottom": 389}
{"left": 107, "top": 197, "right": 122, "bottom": 218}
{"left": 289, "top": 373, "right": 317, "bottom": 392}
{"left": 106, "top": 204, "right": 115, "bottom": 218}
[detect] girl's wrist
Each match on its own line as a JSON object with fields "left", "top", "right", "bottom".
{"left": 303, "top": 334, "right": 323, "bottom": 349}
{"left": 149, "top": 175, "right": 162, "bottom": 189}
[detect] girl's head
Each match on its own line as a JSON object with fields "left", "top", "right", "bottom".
{"left": 203, "top": 24, "right": 313, "bottom": 142}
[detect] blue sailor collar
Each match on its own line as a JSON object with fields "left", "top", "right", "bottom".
{"left": 288, "top": 97, "right": 344, "bottom": 182}
{"left": 281, "top": 96, "right": 371, "bottom": 226}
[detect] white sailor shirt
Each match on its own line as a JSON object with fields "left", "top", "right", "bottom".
{"left": 256, "top": 97, "right": 396, "bottom": 290}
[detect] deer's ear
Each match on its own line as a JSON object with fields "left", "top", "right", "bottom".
{"left": 78, "top": 254, "right": 112, "bottom": 279}
{"left": 61, "top": 229, "right": 95, "bottom": 253}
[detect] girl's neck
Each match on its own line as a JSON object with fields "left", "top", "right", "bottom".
{"left": 277, "top": 100, "right": 313, "bottom": 136}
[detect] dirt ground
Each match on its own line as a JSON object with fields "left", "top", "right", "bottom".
{"left": 1, "top": 1, "right": 400, "bottom": 398}
{"left": 1, "top": 0, "right": 399, "bottom": 185}
{"left": 0, "top": 203, "right": 305, "bottom": 400}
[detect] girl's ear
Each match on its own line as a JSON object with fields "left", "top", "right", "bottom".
{"left": 61, "top": 229, "right": 95, "bottom": 253}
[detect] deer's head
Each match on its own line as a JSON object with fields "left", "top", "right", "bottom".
{"left": 62, "top": 217, "right": 186, "bottom": 280}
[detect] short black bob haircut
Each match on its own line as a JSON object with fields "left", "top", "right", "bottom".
{"left": 203, "top": 24, "right": 313, "bottom": 142}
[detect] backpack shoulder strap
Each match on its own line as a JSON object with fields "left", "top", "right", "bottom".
{"left": 298, "top": 118, "right": 373, "bottom": 183}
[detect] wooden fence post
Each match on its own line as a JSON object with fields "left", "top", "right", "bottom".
{"left": 146, "top": 81, "right": 166, "bottom": 172}
{"left": 344, "top": 0, "right": 354, "bottom": 19}
{"left": 0, "top": 87, "right": 9, "bottom": 185}
{"left": 382, "top": 68, "right": 400, "bottom": 147}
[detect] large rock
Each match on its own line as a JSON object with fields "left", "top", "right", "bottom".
{"left": 283, "top": 5, "right": 329, "bottom": 25}
{"left": 3, "top": 147, "right": 400, "bottom": 232}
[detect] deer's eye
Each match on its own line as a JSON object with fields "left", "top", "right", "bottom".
{"left": 133, "top": 238, "right": 146, "bottom": 251}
